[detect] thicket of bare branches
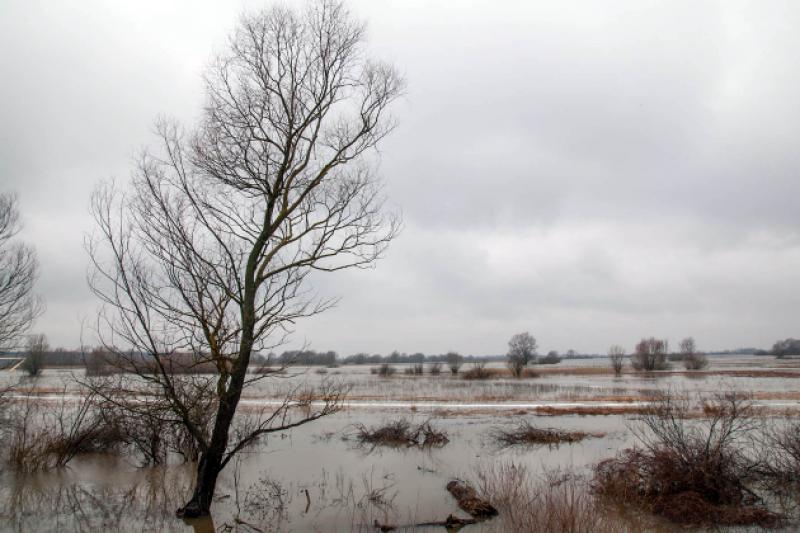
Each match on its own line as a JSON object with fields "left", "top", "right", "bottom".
{"left": 446, "top": 351, "right": 463, "bottom": 375}
{"left": 0, "top": 193, "right": 43, "bottom": 350}
{"left": 478, "top": 464, "right": 641, "bottom": 533}
{"left": 22, "top": 333, "right": 48, "bottom": 377}
{"left": 507, "top": 332, "right": 537, "bottom": 377}
{"left": 679, "top": 337, "right": 708, "bottom": 370}
{"left": 0, "top": 386, "right": 120, "bottom": 471}
{"left": 630, "top": 337, "right": 669, "bottom": 371}
{"left": 607, "top": 345, "right": 625, "bottom": 376}
{"left": 86, "top": 0, "right": 401, "bottom": 517}
{"left": 593, "top": 390, "right": 779, "bottom": 527}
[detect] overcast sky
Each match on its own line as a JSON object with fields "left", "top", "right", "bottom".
{"left": 2, "top": 0, "right": 799, "bottom": 355}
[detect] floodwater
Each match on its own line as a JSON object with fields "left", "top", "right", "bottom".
{"left": 1, "top": 355, "right": 799, "bottom": 532}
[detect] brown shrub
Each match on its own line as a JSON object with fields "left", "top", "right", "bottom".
{"left": 352, "top": 419, "right": 448, "bottom": 448}
{"left": 371, "top": 363, "right": 396, "bottom": 377}
{"left": 462, "top": 363, "right": 503, "bottom": 380}
{"left": 3, "top": 388, "right": 126, "bottom": 471}
{"left": 683, "top": 352, "right": 709, "bottom": 370}
{"left": 592, "top": 390, "right": 780, "bottom": 528}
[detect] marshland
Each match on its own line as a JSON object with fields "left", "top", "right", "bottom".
{"left": 3, "top": 351, "right": 800, "bottom": 531}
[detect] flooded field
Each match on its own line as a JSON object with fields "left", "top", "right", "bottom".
{"left": 2, "top": 355, "right": 800, "bottom": 532}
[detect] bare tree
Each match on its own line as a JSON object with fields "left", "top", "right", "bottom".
{"left": 22, "top": 333, "right": 48, "bottom": 377}
{"left": 86, "top": 1, "right": 402, "bottom": 518}
{"left": 632, "top": 337, "right": 669, "bottom": 371}
{"left": 446, "top": 351, "right": 463, "bottom": 375}
{"left": 507, "top": 332, "right": 537, "bottom": 377}
{"left": 0, "top": 193, "right": 43, "bottom": 350}
{"left": 630, "top": 337, "right": 669, "bottom": 371}
{"left": 608, "top": 345, "right": 625, "bottom": 376}
{"left": 680, "top": 336, "right": 708, "bottom": 370}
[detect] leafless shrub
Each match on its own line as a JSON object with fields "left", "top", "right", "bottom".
{"left": 463, "top": 360, "right": 492, "bottom": 380}
{"left": 428, "top": 362, "right": 442, "bottom": 375}
{"left": 2, "top": 386, "right": 124, "bottom": 471}
{"left": 478, "top": 463, "right": 642, "bottom": 533}
{"left": 608, "top": 345, "right": 625, "bottom": 376}
{"left": 760, "top": 421, "right": 800, "bottom": 487}
{"left": 679, "top": 337, "right": 708, "bottom": 370}
{"left": 593, "top": 390, "right": 779, "bottom": 527}
{"left": 371, "top": 363, "right": 396, "bottom": 377}
{"left": 22, "top": 333, "right": 47, "bottom": 377}
{"left": 491, "top": 421, "right": 594, "bottom": 448}
{"left": 352, "top": 419, "right": 448, "bottom": 448}
{"left": 83, "top": 347, "right": 117, "bottom": 376}
{"left": 446, "top": 352, "right": 463, "bottom": 375}
{"left": 684, "top": 352, "right": 709, "bottom": 370}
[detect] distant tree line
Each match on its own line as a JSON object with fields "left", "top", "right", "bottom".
{"left": 341, "top": 350, "right": 491, "bottom": 365}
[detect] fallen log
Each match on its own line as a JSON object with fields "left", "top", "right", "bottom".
{"left": 373, "top": 514, "right": 478, "bottom": 531}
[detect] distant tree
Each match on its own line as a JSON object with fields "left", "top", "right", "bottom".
{"left": 507, "top": 332, "right": 537, "bottom": 377}
{"left": 772, "top": 338, "right": 800, "bottom": 359}
{"left": 630, "top": 337, "right": 669, "bottom": 371}
{"left": 446, "top": 351, "right": 463, "bottom": 375}
{"left": 0, "top": 193, "right": 44, "bottom": 350}
{"left": 565, "top": 349, "right": 578, "bottom": 358}
{"left": 22, "top": 333, "right": 48, "bottom": 377}
{"left": 608, "top": 345, "right": 625, "bottom": 376}
{"left": 680, "top": 336, "right": 708, "bottom": 370}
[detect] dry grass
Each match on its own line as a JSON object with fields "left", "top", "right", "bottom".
{"left": 462, "top": 366, "right": 503, "bottom": 380}
{"left": 477, "top": 463, "right": 654, "bottom": 533}
{"left": 532, "top": 405, "right": 651, "bottom": 416}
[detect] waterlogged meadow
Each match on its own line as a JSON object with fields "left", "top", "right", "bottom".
{"left": 2, "top": 355, "right": 800, "bottom": 532}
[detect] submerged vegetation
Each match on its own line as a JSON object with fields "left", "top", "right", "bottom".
{"left": 490, "top": 421, "right": 596, "bottom": 448}
{"left": 351, "top": 419, "right": 449, "bottom": 449}
{"left": 593, "top": 391, "right": 781, "bottom": 527}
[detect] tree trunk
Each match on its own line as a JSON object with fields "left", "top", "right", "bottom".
{"left": 177, "top": 316, "right": 254, "bottom": 517}
{"left": 176, "top": 378, "right": 244, "bottom": 517}
{"left": 177, "top": 450, "right": 223, "bottom": 518}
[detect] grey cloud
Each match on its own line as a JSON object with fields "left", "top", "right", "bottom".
{"left": 2, "top": 0, "right": 799, "bottom": 354}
